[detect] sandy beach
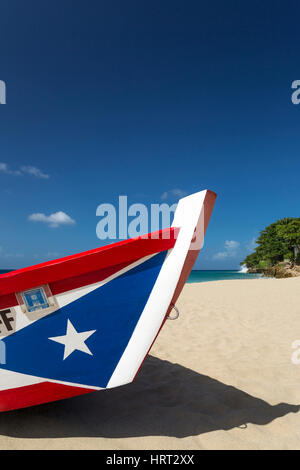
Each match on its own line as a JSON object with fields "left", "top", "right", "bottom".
{"left": 0, "top": 276, "right": 300, "bottom": 450}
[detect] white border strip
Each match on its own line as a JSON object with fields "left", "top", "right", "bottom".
{"left": 107, "top": 190, "right": 207, "bottom": 388}
{"left": 0, "top": 368, "right": 103, "bottom": 392}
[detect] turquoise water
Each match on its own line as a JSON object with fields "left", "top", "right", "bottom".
{"left": 187, "top": 270, "right": 261, "bottom": 283}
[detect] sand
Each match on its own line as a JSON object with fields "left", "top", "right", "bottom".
{"left": 1, "top": 277, "right": 300, "bottom": 450}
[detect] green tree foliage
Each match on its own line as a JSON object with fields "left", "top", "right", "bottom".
{"left": 242, "top": 217, "right": 300, "bottom": 268}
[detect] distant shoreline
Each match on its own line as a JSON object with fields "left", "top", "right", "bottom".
{"left": 187, "top": 270, "right": 261, "bottom": 283}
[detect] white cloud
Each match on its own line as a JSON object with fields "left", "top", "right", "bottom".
{"left": 246, "top": 237, "right": 257, "bottom": 251}
{"left": 0, "top": 246, "right": 24, "bottom": 258}
{"left": 0, "top": 162, "right": 49, "bottom": 179}
{"left": 3, "top": 253, "right": 24, "bottom": 258}
{"left": 33, "top": 252, "right": 62, "bottom": 260}
{"left": 0, "top": 162, "right": 22, "bottom": 176}
{"left": 28, "top": 211, "right": 76, "bottom": 228}
{"left": 21, "top": 165, "right": 49, "bottom": 179}
{"left": 213, "top": 251, "right": 228, "bottom": 260}
{"left": 45, "top": 252, "right": 61, "bottom": 259}
{"left": 160, "top": 189, "right": 187, "bottom": 201}
{"left": 213, "top": 240, "right": 240, "bottom": 260}
{"left": 225, "top": 240, "right": 240, "bottom": 250}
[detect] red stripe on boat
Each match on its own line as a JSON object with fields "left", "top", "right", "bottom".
{"left": 0, "top": 382, "right": 94, "bottom": 412}
{"left": 0, "top": 227, "right": 179, "bottom": 309}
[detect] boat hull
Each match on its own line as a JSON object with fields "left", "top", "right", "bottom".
{"left": 0, "top": 190, "right": 216, "bottom": 411}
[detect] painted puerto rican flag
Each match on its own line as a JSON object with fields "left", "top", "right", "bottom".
{"left": 0, "top": 190, "right": 216, "bottom": 412}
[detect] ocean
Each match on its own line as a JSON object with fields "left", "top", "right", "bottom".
{"left": 0, "top": 269, "right": 261, "bottom": 283}
{"left": 187, "top": 270, "right": 262, "bottom": 283}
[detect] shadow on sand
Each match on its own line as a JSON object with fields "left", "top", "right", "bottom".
{"left": 0, "top": 355, "right": 299, "bottom": 439}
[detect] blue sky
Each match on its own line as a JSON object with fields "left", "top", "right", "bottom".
{"left": 0, "top": 0, "right": 300, "bottom": 270}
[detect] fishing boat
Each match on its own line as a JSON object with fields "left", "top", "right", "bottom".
{"left": 0, "top": 189, "right": 216, "bottom": 411}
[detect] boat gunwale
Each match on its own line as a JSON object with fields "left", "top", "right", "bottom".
{"left": 0, "top": 227, "right": 179, "bottom": 297}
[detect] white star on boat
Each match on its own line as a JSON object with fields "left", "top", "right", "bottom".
{"left": 49, "top": 319, "right": 96, "bottom": 360}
